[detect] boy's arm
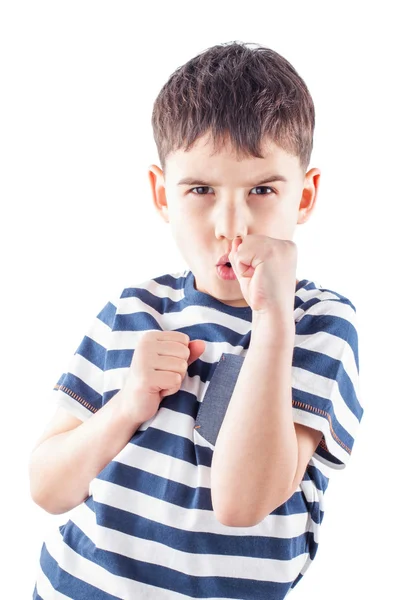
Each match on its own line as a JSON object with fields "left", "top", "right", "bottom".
{"left": 29, "top": 389, "right": 142, "bottom": 515}
{"left": 210, "top": 310, "right": 321, "bottom": 528}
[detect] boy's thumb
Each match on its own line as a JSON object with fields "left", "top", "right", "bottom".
{"left": 187, "top": 339, "right": 206, "bottom": 366}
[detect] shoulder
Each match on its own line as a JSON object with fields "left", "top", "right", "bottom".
{"left": 295, "top": 278, "right": 357, "bottom": 326}
{"left": 109, "top": 269, "right": 188, "bottom": 323}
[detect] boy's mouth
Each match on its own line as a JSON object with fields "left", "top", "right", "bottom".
{"left": 216, "top": 252, "right": 232, "bottom": 266}
{"left": 216, "top": 262, "right": 237, "bottom": 280}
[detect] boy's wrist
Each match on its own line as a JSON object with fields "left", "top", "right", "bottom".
{"left": 251, "top": 309, "right": 295, "bottom": 346}
{"left": 108, "top": 386, "right": 144, "bottom": 430}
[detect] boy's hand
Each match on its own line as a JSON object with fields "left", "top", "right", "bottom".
{"left": 228, "top": 234, "right": 298, "bottom": 315}
{"left": 120, "top": 331, "right": 206, "bottom": 424}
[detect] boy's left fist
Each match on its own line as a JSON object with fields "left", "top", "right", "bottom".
{"left": 228, "top": 234, "right": 298, "bottom": 315}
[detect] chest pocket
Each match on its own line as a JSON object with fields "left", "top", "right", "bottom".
{"left": 194, "top": 352, "right": 245, "bottom": 447}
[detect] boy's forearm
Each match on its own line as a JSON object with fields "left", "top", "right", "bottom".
{"left": 210, "top": 311, "right": 298, "bottom": 527}
{"left": 29, "top": 390, "right": 142, "bottom": 515}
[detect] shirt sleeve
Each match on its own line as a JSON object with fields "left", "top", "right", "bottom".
{"left": 50, "top": 296, "right": 119, "bottom": 422}
{"left": 291, "top": 292, "right": 363, "bottom": 470}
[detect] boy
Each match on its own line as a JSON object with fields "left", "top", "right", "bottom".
{"left": 30, "top": 41, "right": 363, "bottom": 599}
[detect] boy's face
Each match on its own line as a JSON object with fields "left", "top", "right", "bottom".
{"left": 148, "top": 133, "right": 320, "bottom": 308}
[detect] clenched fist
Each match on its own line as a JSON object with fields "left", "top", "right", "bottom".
{"left": 120, "top": 330, "right": 206, "bottom": 425}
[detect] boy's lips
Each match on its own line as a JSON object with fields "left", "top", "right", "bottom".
{"left": 216, "top": 252, "right": 232, "bottom": 266}
{"left": 216, "top": 263, "right": 236, "bottom": 280}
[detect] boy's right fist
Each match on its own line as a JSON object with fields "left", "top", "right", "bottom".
{"left": 120, "top": 330, "right": 206, "bottom": 425}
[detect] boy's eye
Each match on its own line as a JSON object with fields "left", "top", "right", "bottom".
{"left": 189, "top": 186, "right": 212, "bottom": 195}
{"left": 250, "top": 186, "right": 275, "bottom": 195}
{"left": 188, "top": 186, "right": 275, "bottom": 196}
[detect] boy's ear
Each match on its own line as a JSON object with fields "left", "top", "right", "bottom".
{"left": 297, "top": 167, "right": 321, "bottom": 225}
{"left": 148, "top": 164, "right": 169, "bottom": 223}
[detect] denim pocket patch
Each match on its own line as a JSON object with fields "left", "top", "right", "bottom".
{"left": 194, "top": 352, "right": 244, "bottom": 446}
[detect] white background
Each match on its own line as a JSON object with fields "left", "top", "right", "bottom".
{"left": 1, "top": 0, "right": 399, "bottom": 597}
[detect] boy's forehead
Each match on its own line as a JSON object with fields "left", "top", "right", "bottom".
{"left": 171, "top": 132, "right": 277, "bottom": 161}
{"left": 165, "top": 134, "right": 301, "bottom": 184}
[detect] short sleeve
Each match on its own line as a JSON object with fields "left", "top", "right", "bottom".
{"left": 291, "top": 293, "right": 363, "bottom": 470}
{"left": 50, "top": 296, "right": 119, "bottom": 422}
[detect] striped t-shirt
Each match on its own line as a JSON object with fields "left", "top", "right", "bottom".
{"left": 33, "top": 269, "right": 363, "bottom": 600}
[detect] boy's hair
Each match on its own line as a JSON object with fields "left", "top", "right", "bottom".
{"left": 151, "top": 40, "right": 315, "bottom": 177}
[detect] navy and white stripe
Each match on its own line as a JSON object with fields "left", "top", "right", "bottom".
{"left": 33, "top": 269, "right": 363, "bottom": 599}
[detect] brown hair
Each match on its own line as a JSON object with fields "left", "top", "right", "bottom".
{"left": 151, "top": 40, "right": 315, "bottom": 177}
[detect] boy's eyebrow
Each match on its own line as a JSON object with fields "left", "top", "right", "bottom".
{"left": 177, "top": 174, "right": 288, "bottom": 186}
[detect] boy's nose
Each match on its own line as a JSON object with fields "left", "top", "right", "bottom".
{"left": 214, "top": 196, "right": 251, "bottom": 240}
{"left": 214, "top": 205, "right": 248, "bottom": 241}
